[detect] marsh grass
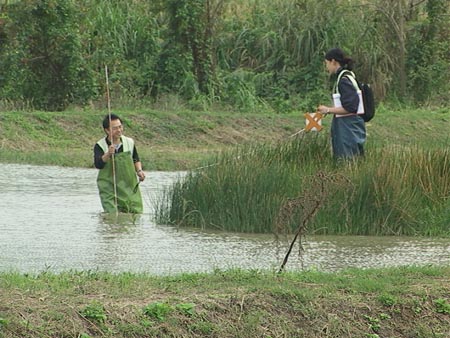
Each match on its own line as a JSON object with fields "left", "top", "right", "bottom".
{"left": 156, "top": 135, "right": 450, "bottom": 236}
{"left": 314, "top": 145, "right": 450, "bottom": 235}
{"left": 155, "top": 133, "right": 330, "bottom": 233}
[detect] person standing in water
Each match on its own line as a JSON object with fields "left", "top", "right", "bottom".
{"left": 94, "top": 114, "right": 145, "bottom": 213}
{"left": 318, "top": 48, "right": 366, "bottom": 159}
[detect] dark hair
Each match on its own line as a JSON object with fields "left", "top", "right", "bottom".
{"left": 102, "top": 114, "right": 121, "bottom": 129}
{"left": 325, "top": 48, "right": 354, "bottom": 70}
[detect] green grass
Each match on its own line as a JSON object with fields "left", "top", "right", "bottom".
{"left": 312, "top": 145, "right": 450, "bottom": 235}
{"left": 156, "top": 132, "right": 450, "bottom": 236}
{"left": 0, "top": 267, "right": 449, "bottom": 337}
{"left": 155, "top": 133, "right": 330, "bottom": 232}
{"left": 0, "top": 108, "right": 300, "bottom": 170}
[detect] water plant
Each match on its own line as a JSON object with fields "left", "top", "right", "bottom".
{"left": 314, "top": 145, "right": 450, "bottom": 235}
{"left": 155, "top": 132, "right": 330, "bottom": 233}
{"left": 155, "top": 133, "right": 450, "bottom": 236}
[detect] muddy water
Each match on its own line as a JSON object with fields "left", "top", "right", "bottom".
{"left": 0, "top": 163, "right": 449, "bottom": 275}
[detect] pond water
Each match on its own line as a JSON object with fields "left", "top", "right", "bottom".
{"left": 0, "top": 163, "right": 449, "bottom": 275}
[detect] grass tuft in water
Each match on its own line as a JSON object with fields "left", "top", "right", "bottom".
{"left": 155, "top": 134, "right": 450, "bottom": 236}
{"left": 155, "top": 133, "right": 330, "bottom": 233}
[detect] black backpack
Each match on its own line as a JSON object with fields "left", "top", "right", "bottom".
{"left": 338, "top": 70, "right": 375, "bottom": 123}
{"left": 359, "top": 82, "right": 375, "bottom": 122}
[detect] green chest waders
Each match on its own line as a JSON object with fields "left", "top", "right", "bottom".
{"left": 97, "top": 151, "right": 143, "bottom": 214}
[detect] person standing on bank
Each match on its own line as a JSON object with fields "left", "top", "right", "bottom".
{"left": 318, "top": 48, "right": 366, "bottom": 159}
{"left": 94, "top": 114, "right": 145, "bottom": 214}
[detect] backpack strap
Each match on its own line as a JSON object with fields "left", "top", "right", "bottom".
{"left": 334, "top": 70, "right": 365, "bottom": 117}
{"left": 334, "top": 70, "right": 360, "bottom": 94}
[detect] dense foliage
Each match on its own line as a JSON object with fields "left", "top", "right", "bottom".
{"left": 0, "top": 0, "right": 449, "bottom": 111}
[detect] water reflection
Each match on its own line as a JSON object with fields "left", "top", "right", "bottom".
{"left": 0, "top": 163, "right": 449, "bottom": 274}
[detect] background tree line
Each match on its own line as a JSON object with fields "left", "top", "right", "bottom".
{"left": 0, "top": 0, "right": 448, "bottom": 111}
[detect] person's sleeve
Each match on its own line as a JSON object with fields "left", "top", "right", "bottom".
{"left": 338, "top": 77, "right": 359, "bottom": 113}
{"left": 94, "top": 143, "right": 106, "bottom": 169}
{"left": 132, "top": 145, "right": 140, "bottom": 163}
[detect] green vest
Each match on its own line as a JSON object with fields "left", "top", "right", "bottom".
{"left": 96, "top": 136, "right": 143, "bottom": 214}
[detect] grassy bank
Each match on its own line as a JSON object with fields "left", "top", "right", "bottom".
{"left": 0, "top": 104, "right": 449, "bottom": 170}
{"left": 0, "top": 108, "right": 301, "bottom": 170}
{"left": 0, "top": 267, "right": 449, "bottom": 337}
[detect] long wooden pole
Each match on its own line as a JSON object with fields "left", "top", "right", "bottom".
{"left": 105, "top": 65, "right": 118, "bottom": 215}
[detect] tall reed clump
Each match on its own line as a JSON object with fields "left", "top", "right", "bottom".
{"left": 312, "top": 146, "right": 450, "bottom": 236}
{"left": 154, "top": 133, "right": 331, "bottom": 233}
{"left": 155, "top": 137, "right": 450, "bottom": 236}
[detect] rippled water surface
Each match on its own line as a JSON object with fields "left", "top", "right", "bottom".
{"left": 1, "top": 163, "right": 449, "bottom": 275}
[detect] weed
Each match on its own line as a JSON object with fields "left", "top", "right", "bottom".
{"left": 434, "top": 298, "right": 450, "bottom": 314}
{"left": 78, "top": 334, "right": 92, "bottom": 338}
{"left": 79, "top": 302, "right": 107, "bottom": 323}
{"left": 364, "top": 315, "right": 381, "bottom": 333}
{"left": 176, "top": 303, "right": 196, "bottom": 316}
{"left": 143, "top": 302, "right": 173, "bottom": 321}
{"left": 140, "top": 318, "right": 153, "bottom": 328}
{"left": 0, "top": 316, "right": 8, "bottom": 329}
{"left": 379, "top": 313, "right": 391, "bottom": 320}
{"left": 378, "top": 294, "right": 397, "bottom": 307}
{"left": 412, "top": 299, "right": 423, "bottom": 314}
{"left": 188, "top": 320, "right": 215, "bottom": 334}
